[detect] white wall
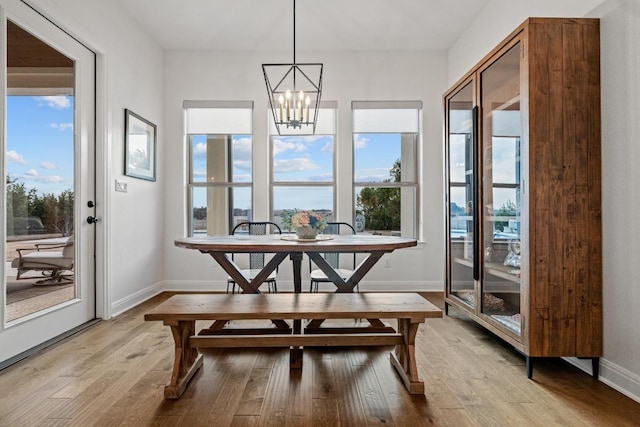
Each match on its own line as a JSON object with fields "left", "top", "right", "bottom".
{"left": 447, "top": 0, "right": 640, "bottom": 403}
{"left": 162, "top": 49, "right": 447, "bottom": 292}
{"left": 10, "top": 0, "right": 637, "bottom": 404}
{"left": 24, "top": 0, "right": 166, "bottom": 315}
{"left": 447, "top": 0, "right": 605, "bottom": 83}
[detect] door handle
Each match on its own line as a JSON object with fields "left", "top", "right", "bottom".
{"left": 87, "top": 216, "right": 101, "bottom": 224}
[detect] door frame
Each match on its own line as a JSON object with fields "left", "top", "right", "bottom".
{"left": 19, "top": 0, "right": 110, "bottom": 321}
{"left": 0, "top": 0, "right": 109, "bottom": 358}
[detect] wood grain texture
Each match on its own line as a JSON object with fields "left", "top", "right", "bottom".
{"left": 0, "top": 292, "right": 637, "bottom": 426}
{"left": 145, "top": 292, "right": 441, "bottom": 322}
{"left": 444, "top": 17, "right": 602, "bottom": 362}
{"left": 175, "top": 234, "right": 417, "bottom": 253}
{"left": 146, "top": 292, "right": 438, "bottom": 397}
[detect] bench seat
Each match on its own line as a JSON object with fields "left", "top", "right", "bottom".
{"left": 145, "top": 292, "right": 442, "bottom": 398}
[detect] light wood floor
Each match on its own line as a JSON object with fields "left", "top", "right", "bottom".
{"left": 1, "top": 292, "right": 639, "bottom": 426}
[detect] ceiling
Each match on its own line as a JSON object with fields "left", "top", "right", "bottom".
{"left": 115, "top": 0, "right": 490, "bottom": 52}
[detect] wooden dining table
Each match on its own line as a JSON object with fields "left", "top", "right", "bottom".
{"left": 175, "top": 233, "right": 418, "bottom": 337}
{"left": 175, "top": 233, "right": 417, "bottom": 294}
{"left": 169, "top": 232, "right": 434, "bottom": 388}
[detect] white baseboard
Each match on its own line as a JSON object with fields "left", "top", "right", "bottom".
{"left": 110, "top": 282, "right": 164, "bottom": 317}
{"left": 161, "top": 279, "right": 443, "bottom": 293}
{"left": 599, "top": 359, "right": 640, "bottom": 403}
{"left": 562, "top": 357, "right": 640, "bottom": 404}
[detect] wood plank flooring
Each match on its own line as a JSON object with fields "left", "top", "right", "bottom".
{"left": 1, "top": 292, "right": 639, "bottom": 426}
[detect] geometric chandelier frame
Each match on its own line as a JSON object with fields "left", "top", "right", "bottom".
{"left": 262, "top": 0, "right": 323, "bottom": 135}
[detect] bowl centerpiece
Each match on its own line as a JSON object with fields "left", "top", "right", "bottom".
{"left": 291, "top": 210, "right": 327, "bottom": 239}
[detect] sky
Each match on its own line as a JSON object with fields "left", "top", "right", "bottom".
{"left": 7, "top": 96, "right": 519, "bottom": 223}
{"left": 6, "top": 95, "right": 403, "bottom": 215}
{"left": 6, "top": 95, "right": 75, "bottom": 196}
{"left": 190, "top": 132, "right": 403, "bottom": 213}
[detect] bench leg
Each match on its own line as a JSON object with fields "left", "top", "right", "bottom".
{"left": 390, "top": 319, "right": 424, "bottom": 395}
{"left": 164, "top": 320, "right": 203, "bottom": 399}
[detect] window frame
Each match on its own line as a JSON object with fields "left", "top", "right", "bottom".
{"left": 268, "top": 104, "right": 338, "bottom": 231}
{"left": 184, "top": 101, "right": 254, "bottom": 237}
{"left": 187, "top": 134, "right": 253, "bottom": 236}
{"left": 351, "top": 101, "right": 422, "bottom": 238}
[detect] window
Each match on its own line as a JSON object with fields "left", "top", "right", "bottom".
{"left": 185, "top": 101, "right": 253, "bottom": 236}
{"left": 270, "top": 103, "right": 337, "bottom": 232}
{"left": 352, "top": 101, "right": 421, "bottom": 238}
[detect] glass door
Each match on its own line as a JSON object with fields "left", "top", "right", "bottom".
{"left": 446, "top": 80, "right": 477, "bottom": 309}
{"left": 479, "top": 42, "right": 522, "bottom": 335}
{"left": 1, "top": 2, "right": 95, "bottom": 363}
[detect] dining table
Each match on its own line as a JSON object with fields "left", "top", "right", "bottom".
{"left": 175, "top": 233, "right": 417, "bottom": 294}
{"left": 175, "top": 233, "right": 418, "bottom": 336}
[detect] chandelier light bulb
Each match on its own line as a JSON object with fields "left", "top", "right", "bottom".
{"left": 285, "top": 90, "right": 291, "bottom": 121}
{"left": 261, "top": 0, "right": 323, "bottom": 133}
{"left": 278, "top": 94, "right": 285, "bottom": 121}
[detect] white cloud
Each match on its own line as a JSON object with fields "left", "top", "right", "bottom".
{"left": 273, "top": 138, "right": 308, "bottom": 155}
{"left": 40, "top": 161, "right": 57, "bottom": 170}
{"left": 274, "top": 158, "right": 319, "bottom": 173}
{"left": 232, "top": 137, "right": 252, "bottom": 160}
{"left": 51, "top": 122, "right": 73, "bottom": 131}
{"left": 36, "top": 96, "right": 71, "bottom": 110}
{"left": 17, "top": 173, "right": 65, "bottom": 184}
{"left": 355, "top": 167, "right": 391, "bottom": 182}
{"left": 39, "top": 175, "right": 65, "bottom": 183}
{"left": 6, "top": 150, "right": 28, "bottom": 165}
{"left": 233, "top": 160, "right": 252, "bottom": 171}
{"left": 354, "top": 135, "right": 370, "bottom": 150}
{"left": 321, "top": 140, "right": 333, "bottom": 153}
{"left": 194, "top": 142, "right": 207, "bottom": 156}
{"left": 308, "top": 173, "right": 333, "bottom": 182}
{"left": 193, "top": 169, "right": 207, "bottom": 178}
{"left": 233, "top": 173, "right": 252, "bottom": 182}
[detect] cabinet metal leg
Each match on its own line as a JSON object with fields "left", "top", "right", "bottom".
{"left": 526, "top": 356, "right": 534, "bottom": 379}
{"left": 444, "top": 302, "right": 449, "bottom": 316}
{"left": 592, "top": 357, "right": 600, "bottom": 379}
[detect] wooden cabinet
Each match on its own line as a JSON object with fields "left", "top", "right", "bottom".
{"left": 443, "top": 18, "right": 602, "bottom": 377}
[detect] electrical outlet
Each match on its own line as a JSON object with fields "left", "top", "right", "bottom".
{"left": 384, "top": 260, "right": 391, "bottom": 268}
{"left": 115, "top": 179, "right": 128, "bottom": 193}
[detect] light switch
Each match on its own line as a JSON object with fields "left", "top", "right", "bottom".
{"left": 115, "top": 179, "right": 128, "bottom": 193}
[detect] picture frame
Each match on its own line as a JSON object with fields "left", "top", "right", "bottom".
{"left": 124, "top": 109, "right": 156, "bottom": 181}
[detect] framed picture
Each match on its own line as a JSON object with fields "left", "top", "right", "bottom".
{"left": 124, "top": 109, "right": 156, "bottom": 181}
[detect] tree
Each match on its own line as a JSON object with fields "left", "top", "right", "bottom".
{"left": 494, "top": 199, "right": 517, "bottom": 232}
{"left": 356, "top": 159, "right": 401, "bottom": 232}
{"left": 279, "top": 209, "right": 297, "bottom": 231}
{"left": 5, "top": 176, "right": 75, "bottom": 236}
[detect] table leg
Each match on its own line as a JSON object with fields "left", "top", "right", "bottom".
{"left": 390, "top": 318, "right": 424, "bottom": 395}
{"left": 210, "top": 252, "right": 288, "bottom": 294}
{"left": 290, "top": 252, "right": 303, "bottom": 294}
{"left": 209, "top": 252, "right": 290, "bottom": 330}
{"left": 164, "top": 320, "right": 203, "bottom": 399}
{"left": 306, "top": 251, "right": 386, "bottom": 292}
{"left": 289, "top": 252, "right": 304, "bottom": 368}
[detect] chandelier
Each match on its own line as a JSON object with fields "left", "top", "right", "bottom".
{"left": 262, "top": 0, "right": 323, "bottom": 135}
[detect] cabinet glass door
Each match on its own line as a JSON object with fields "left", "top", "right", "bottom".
{"left": 480, "top": 43, "right": 522, "bottom": 334}
{"left": 447, "top": 81, "right": 476, "bottom": 308}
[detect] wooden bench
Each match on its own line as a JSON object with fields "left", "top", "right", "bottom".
{"left": 144, "top": 292, "right": 442, "bottom": 398}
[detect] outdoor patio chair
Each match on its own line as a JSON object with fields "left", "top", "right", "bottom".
{"left": 309, "top": 222, "right": 358, "bottom": 292}
{"left": 11, "top": 235, "right": 74, "bottom": 285}
{"left": 227, "top": 222, "right": 281, "bottom": 293}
